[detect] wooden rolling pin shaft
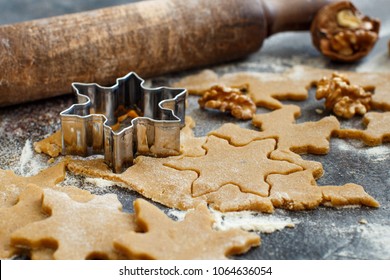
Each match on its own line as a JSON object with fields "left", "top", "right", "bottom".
{"left": 0, "top": 0, "right": 334, "bottom": 106}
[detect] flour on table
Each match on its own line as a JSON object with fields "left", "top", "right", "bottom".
{"left": 19, "top": 139, "right": 46, "bottom": 176}
{"left": 167, "top": 208, "right": 297, "bottom": 233}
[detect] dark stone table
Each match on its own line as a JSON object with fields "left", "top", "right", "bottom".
{"left": 0, "top": 0, "right": 389, "bottom": 260}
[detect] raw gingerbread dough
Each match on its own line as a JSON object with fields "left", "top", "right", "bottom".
{"left": 335, "top": 112, "right": 390, "bottom": 146}
{"left": 210, "top": 105, "right": 340, "bottom": 178}
{"left": 166, "top": 136, "right": 302, "bottom": 197}
{"left": 267, "top": 170, "right": 379, "bottom": 211}
{"left": 114, "top": 199, "right": 260, "bottom": 260}
{"left": 0, "top": 185, "right": 45, "bottom": 259}
{"left": 11, "top": 189, "right": 136, "bottom": 260}
{"left": 174, "top": 65, "right": 390, "bottom": 111}
{"left": 67, "top": 114, "right": 378, "bottom": 213}
{"left": 0, "top": 161, "right": 95, "bottom": 259}
{"left": 34, "top": 130, "right": 62, "bottom": 158}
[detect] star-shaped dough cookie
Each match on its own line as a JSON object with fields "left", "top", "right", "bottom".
{"left": 11, "top": 189, "right": 136, "bottom": 260}
{"left": 166, "top": 136, "right": 301, "bottom": 197}
{"left": 114, "top": 199, "right": 260, "bottom": 260}
{"left": 210, "top": 105, "right": 339, "bottom": 177}
{"left": 0, "top": 184, "right": 45, "bottom": 259}
{"left": 336, "top": 112, "right": 390, "bottom": 146}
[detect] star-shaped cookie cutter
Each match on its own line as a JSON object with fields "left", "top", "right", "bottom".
{"left": 60, "top": 72, "right": 186, "bottom": 173}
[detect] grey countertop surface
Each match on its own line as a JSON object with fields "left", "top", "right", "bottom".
{"left": 0, "top": 0, "right": 389, "bottom": 260}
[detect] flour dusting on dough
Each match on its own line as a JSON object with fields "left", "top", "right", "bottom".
{"left": 167, "top": 208, "right": 297, "bottom": 233}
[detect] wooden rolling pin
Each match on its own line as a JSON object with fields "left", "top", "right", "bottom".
{"left": 0, "top": 0, "right": 335, "bottom": 107}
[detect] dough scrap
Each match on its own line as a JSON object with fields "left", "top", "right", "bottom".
{"left": 267, "top": 170, "right": 379, "bottom": 210}
{"left": 34, "top": 130, "right": 62, "bottom": 158}
{"left": 11, "top": 188, "right": 136, "bottom": 260}
{"left": 173, "top": 65, "right": 390, "bottom": 111}
{"left": 165, "top": 136, "right": 302, "bottom": 197}
{"left": 335, "top": 112, "right": 390, "bottom": 146}
{"left": 114, "top": 199, "right": 260, "bottom": 260}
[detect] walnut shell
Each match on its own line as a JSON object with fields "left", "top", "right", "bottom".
{"left": 310, "top": 1, "right": 380, "bottom": 62}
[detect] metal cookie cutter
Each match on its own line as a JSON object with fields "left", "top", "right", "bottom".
{"left": 60, "top": 72, "right": 186, "bottom": 173}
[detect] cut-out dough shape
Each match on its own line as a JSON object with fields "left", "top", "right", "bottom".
{"left": 114, "top": 199, "right": 260, "bottom": 260}
{"left": 0, "top": 184, "right": 45, "bottom": 259}
{"left": 11, "top": 189, "right": 136, "bottom": 260}
{"left": 210, "top": 105, "right": 339, "bottom": 178}
{"left": 267, "top": 170, "right": 379, "bottom": 210}
{"left": 335, "top": 112, "right": 390, "bottom": 146}
{"left": 67, "top": 158, "right": 275, "bottom": 213}
{"left": 166, "top": 136, "right": 302, "bottom": 197}
{"left": 0, "top": 161, "right": 66, "bottom": 189}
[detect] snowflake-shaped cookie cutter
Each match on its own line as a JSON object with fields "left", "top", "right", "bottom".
{"left": 60, "top": 72, "right": 186, "bottom": 173}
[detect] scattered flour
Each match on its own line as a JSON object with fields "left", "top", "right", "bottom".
{"left": 18, "top": 139, "right": 45, "bottom": 176}
{"left": 167, "top": 208, "right": 297, "bottom": 233}
{"left": 85, "top": 177, "right": 118, "bottom": 188}
{"left": 336, "top": 139, "right": 390, "bottom": 161}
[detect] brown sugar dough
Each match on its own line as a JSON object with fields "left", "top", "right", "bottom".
{"left": 335, "top": 112, "right": 390, "bottom": 146}
{"left": 174, "top": 65, "right": 390, "bottom": 111}
{"left": 0, "top": 184, "right": 45, "bottom": 259}
{"left": 210, "top": 105, "right": 340, "bottom": 178}
{"left": 11, "top": 188, "right": 137, "bottom": 260}
{"left": 321, "top": 184, "right": 380, "bottom": 207}
{"left": 34, "top": 130, "right": 62, "bottom": 158}
{"left": 172, "top": 70, "right": 219, "bottom": 95}
{"left": 252, "top": 105, "right": 340, "bottom": 154}
{"left": 180, "top": 116, "right": 207, "bottom": 157}
{"left": 114, "top": 199, "right": 260, "bottom": 260}
{"left": 67, "top": 157, "right": 201, "bottom": 211}
{"left": 267, "top": 170, "right": 379, "bottom": 211}
{"left": 220, "top": 72, "right": 310, "bottom": 109}
{"left": 67, "top": 157, "right": 275, "bottom": 213}
{"left": 0, "top": 161, "right": 66, "bottom": 189}
{"left": 206, "top": 184, "right": 274, "bottom": 213}
{"left": 166, "top": 135, "right": 302, "bottom": 197}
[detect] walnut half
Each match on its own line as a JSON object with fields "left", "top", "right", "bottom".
{"left": 198, "top": 85, "right": 256, "bottom": 120}
{"left": 310, "top": 1, "right": 380, "bottom": 62}
{"left": 316, "top": 73, "right": 372, "bottom": 119}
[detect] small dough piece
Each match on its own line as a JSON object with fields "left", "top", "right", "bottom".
{"left": 335, "top": 112, "right": 390, "bottom": 146}
{"left": 11, "top": 189, "right": 137, "bottom": 260}
{"left": 34, "top": 130, "right": 62, "bottom": 158}
{"left": 267, "top": 170, "right": 379, "bottom": 210}
{"left": 321, "top": 184, "right": 380, "bottom": 207}
{"left": 267, "top": 171, "right": 323, "bottom": 211}
{"left": 166, "top": 136, "right": 302, "bottom": 197}
{"left": 114, "top": 199, "right": 260, "bottom": 260}
{"left": 0, "top": 185, "right": 45, "bottom": 259}
{"left": 172, "top": 70, "right": 219, "bottom": 95}
{"left": 180, "top": 116, "right": 207, "bottom": 157}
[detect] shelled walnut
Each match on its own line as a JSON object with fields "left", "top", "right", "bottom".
{"left": 316, "top": 73, "right": 372, "bottom": 119}
{"left": 310, "top": 1, "right": 380, "bottom": 62}
{"left": 198, "top": 85, "right": 256, "bottom": 120}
